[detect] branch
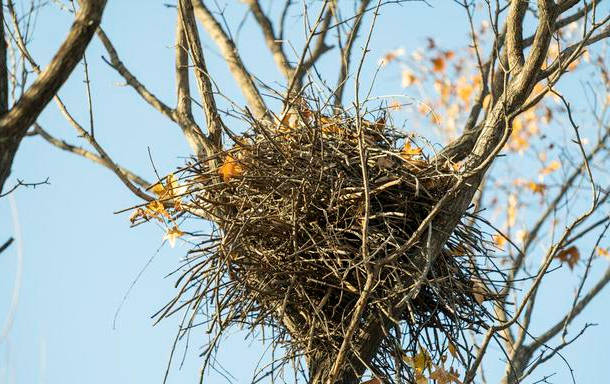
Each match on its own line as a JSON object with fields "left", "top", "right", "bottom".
{"left": 299, "top": 7, "right": 334, "bottom": 80}
{"left": 246, "top": 0, "right": 294, "bottom": 79}
{"left": 175, "top": 15, "right": 193, "bottom": 120}
{"left": 192, "top": 0, "right": 269, "bottom": 121}
{"left": 33, "top": 124, "right": 150, "bottom": 188}
{"left": 505, "top": 0, "right": 527, "bottom": 72}
{"left": 178, "top": 0, "right": 223, "bottom": 156}
{"left": 0, "top": 238, "right": 13, "bottom": 255}
{"left": 96, "top": 28, "right": 176, "bottom": 122}
{"left": 529, "top": 265, "right": 610, "bottom": 350}
{"left": 334, "top": 0, "right": 372, "bottom": 107}
{"left": 0, "top": 0, "right": 8, "bottom": 115}
{"left": 0, "top": 0, "right": 107, "bottom": 194}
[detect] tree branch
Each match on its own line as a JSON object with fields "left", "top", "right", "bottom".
{"left": 33, "top": 124, "right": 150, "bottom": 188}
{"left": 246, "top": 0, "right": 294, "bottom": 80}
{"left": 96, "top": 28, "right": 176, "bottom": 122}
{"left": 178, "top": 0, "right": 223, "bottom": 156}
{"left": 0, "top": 0, "right": 107, "bottom": 194}
{"left": 192, "top": 0, "right": 270, "bottom": 121}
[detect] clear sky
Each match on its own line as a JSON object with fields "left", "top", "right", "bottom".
{"left": 1, "top": 1, "right": 609, "bottom": 383}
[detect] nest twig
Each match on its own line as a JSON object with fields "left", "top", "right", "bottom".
{"left": 151, "top": 103, "right": 506, "bottom": 383}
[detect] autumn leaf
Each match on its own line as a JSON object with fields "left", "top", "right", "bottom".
{"left": 597, "top": 246, "right": 609, "bottom": 260}
{"left": 429, "top": 365, "right": 463, "bottom": 384}
{"left": 378, "top": 48, "right": 405, "bottom": 67}
{"left": 556, "top": 246, "right": 580, "bottom": 270}
{"left": 129, "top": 207, "right": 146, "bottom": 224}
{"left": 150, "top": 174, "right": 185, "bottom": 209}
{"left": 527, "top": 181, "right": 546, "bottom": 195}
{"left": 389, "top": 100, "right": 402, "bottom": 111}
{"left": 163, "top": 225, "right": 184, "bottom": 248}
{"left": 402, "top": 141, "right": 423, "bottom": 159}
{"left": 471, "top": 279, "right": 488, "bottom": 304}
{"left": 539, "top": 160, "right": 561, "bottom": 175}
{"left": 414, "top": 373, "right": 428, "bottom": 384}
{"left": 457, "top": 82, "right": 474, "bottom": 104}
{"left": 218, "top": 155, "right": 244, "bottom": 182}
{"left": 401, "top": 68, "right": 418, "bottom": 87}
{"left": 493, "top": 234, "right": 507, "bottom": 248}
{"left": 432, "top": 56, "right": 446, "bottom": 72}
{"left": 146, "top": 200, "right": 170, "bottom": 220}
{"left": 403, "top": 348, "right": 432, "bottom": 374}
{"left": 448, "top": 342, "right": 457, "bottom": 358}
{"left": 150, "top": 182, "right": 168, "bottom": 198}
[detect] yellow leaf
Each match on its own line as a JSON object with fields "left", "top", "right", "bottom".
{"left": 557, "top": 246, "right": 580, "bottom": 270}
{"left": 539, "top": 160, "right": 561, "bottom": 175}
{"left": 448, "top": 342, "right": 457, "bottom": 358}
{"left": 526, "top": 181, "right": 546, "bottom": 195}
{"left": 597, "top": 247, "right": 609, "bottom": 260}
{"left": 457, "top": 83, "right": 473, "bottom": 104}
{"left": 402, "top": 141, "right": 423, "bottom": 159}
{"left": 493, "top": 234, "right": 507, "bottom": 248}
{"left": 150, "top": 182, "right": 168, "bottom": 198}
{"left": 389, "top": 100, "right": 402, "bottom": 111}
{"left": 163, "top": 225, "right": 184, "bottom": 248}
{"left": 146, "top": 200, "right": 170, "bottom": 220}
{"left": 403, "top": 348, "right": 432, "bottom": 374}
{"left": 218, "top": 155, "right": 243, "bottom": 182}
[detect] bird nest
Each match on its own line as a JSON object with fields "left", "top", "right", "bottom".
{"left": 149, "top": 104, "right": 504, "bottom": 382}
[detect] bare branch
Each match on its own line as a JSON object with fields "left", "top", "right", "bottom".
{"left": 192, "top": 0, "right": 270, "bottom": 121}
{"left": 334, "top": 0, "right": 372, "bottom": 107}
{"left": 96, "top": 28, "right": 176, "bottom": 122}
{"left": 246, "top": 0, "right": 294, "bottom": 79}
{"left": 178, "top": 0, "right": 223, "bottom": 156}
{"left": 0, "top": 0, "right": 107, "bottom": 194}
{"left": 33, "top": 124, "right": 150, "bottom": 188}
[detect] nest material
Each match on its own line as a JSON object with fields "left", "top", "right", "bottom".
{"left": 162, "top": 106, "right": 503, "bottom": 381}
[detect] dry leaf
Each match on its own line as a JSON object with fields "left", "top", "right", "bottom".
{"left": 471, "top": 279, "right": 488, "bottom": 304}
{"left": 429, "top": 365, "right": 463, "bottom": 384}
{"left": 163, "top": 225, "right": 184, "bottom": 248}
{"left": 218, "top": 155, "right": 244, "bottom": 182}
{"left": 402, "top": 141, "right": 423, "bottom": 159}
{"left": 432, "top": 56, "right": 446, "bottom": 72}
{"left": 402, "top": 68, "right": 417, "bottom": 87}
{"left": 527, "top": 181, "right": 546, "bottom": 195}
{"left": 493, "top": 234, "right": 507, "bottom": 248}
{"left": 540, "top": 160, "right": 561, "bottom": 175}
{"left": 557, "top": 246, "right": 580, "bottom": 270}
{"left": 597, "top": 246, "right": 609, "bottom": 259}
{"left": 448, "top": 342, "right": 457, "bottom": 358}
{"left": 403, "top": 348, "right": 432, "bottom": 374}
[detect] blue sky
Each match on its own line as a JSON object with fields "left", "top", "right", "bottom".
{"left": 1, "top": 1, "right": 609, "bottom": 383}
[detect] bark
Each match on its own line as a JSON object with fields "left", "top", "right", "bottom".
{"left": 0, "top": 0, "right": 107, "bottom": 194}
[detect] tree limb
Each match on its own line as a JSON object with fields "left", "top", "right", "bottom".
{"left": 0, "top": 0, "right": 107, "bottom": 194}
{"left": 192, "top": 0, "right": 270, "bottom": 121}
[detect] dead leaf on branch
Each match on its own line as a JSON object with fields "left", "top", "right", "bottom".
{"left": 556, "top": 246, "right": 580, "bottom": 270}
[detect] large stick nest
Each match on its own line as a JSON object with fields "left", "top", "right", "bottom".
{"left": 156, "top": 104, "right": 504, "bottom": 381}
